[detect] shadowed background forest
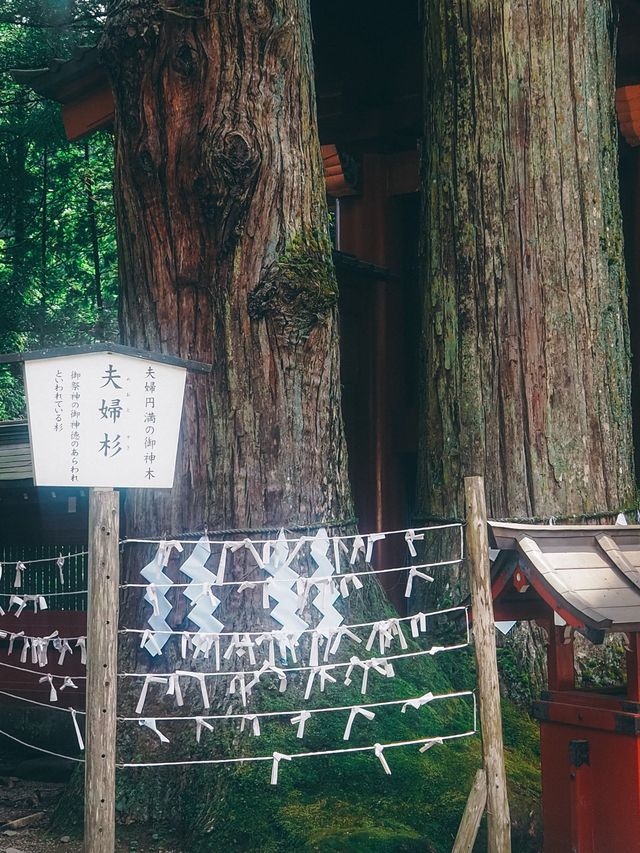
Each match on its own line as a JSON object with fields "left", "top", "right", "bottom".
{"left": 0, "top": 0, "right": 117, "bottom": 417}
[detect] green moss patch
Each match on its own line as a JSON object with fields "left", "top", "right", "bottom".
{"left": 248, "top": 229, "right": 338, "bottom": 337}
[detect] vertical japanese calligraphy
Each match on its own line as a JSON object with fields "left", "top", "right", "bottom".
{"left": 144, "top": 366, "right": 156, "bottom": 481}
{"left": 70, "top": 369, "right": 81, "bottom": 482}
{"left": 24, "top": 352, "right": 186, "bottom": 488}
{"left": 98, "top": 363, "right": 124, "bottom": 463}
{"left": 53, "top": 369, "right": 64, "bottom": 433}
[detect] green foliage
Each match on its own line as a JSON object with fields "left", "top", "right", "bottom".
{"left": 0, "top": 365, "right": 25, "bottom": 418}
{"left": 497, "top": 643, "right": 535, "bottom": 707}
{"left": 0, "top": 3, "right": 117, "bottom": 415}
{"left": 575, "top": 635, "right": 627, "bottom": 690}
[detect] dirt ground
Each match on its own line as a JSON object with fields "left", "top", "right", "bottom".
{"left": 0, "top": 766, "right": 181, "bottom": 853}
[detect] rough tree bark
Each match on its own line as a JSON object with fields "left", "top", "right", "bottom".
{"left": 419, "top": 0, "right": 634, "bottom": 523}
{"left": 98, "top": 0, "right": 359, "bottom": 823}
{"left": 101, "top": 0, "right": 351, "bottom": 545}
{"left": 417, "top": 0, "right": 635, "bottom": 703}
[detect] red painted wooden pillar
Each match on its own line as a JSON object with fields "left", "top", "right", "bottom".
{"left": 337, "top": 153, "right": 411, "bottom": 610}
{"left": 568, "top": 740, "right": 594, "bottom": 853}
{"left": 547, "top": 625, "right": 575, "bottom": 691}
{"left": 626, "top": 631, "right": 640, "bottom": 702}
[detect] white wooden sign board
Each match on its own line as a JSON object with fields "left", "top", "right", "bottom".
{"left": 24, "top": 351, "right": 186, "bottom": 488}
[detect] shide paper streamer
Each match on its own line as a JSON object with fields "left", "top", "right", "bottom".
{"left": 180, "top": 536, "right": 223, "bottom": 653}
{"left": 308, "top": 528, "right": 343, "bottom": 637}
{"left": 263, "top": 530, "right": 309, "bottom": 636}
{"left": 140, "top": 539, "right": 184, "bottom": 656}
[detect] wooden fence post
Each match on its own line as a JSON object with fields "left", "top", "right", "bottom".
{"left": 452, "top": 767, "right": 488, "bottom": 853}
{"left": 85, "top": 487, "right": 120, "bottom": 853}
{"left": 464, "top": 475, "right": 511, "bottom": 853}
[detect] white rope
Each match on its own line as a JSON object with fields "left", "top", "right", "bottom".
{"left": 0, "top": 632, "right": 87, "bottom": 643}
{"left": 0, "top": 550, "right": 88, "bottom": 566}
{"left": 0, "top": 659, "right": 87, "bottom": 680}
{"left": 119, "top": 605, "right": 468, "bottom": 639}
{"left": 118, "top": 642, "right": 468, "bottom": 680}
{"left": 120, "top": 522, "right": 463, "bottom": 548}
{"left": 119, "top": 559, "right": 462, "bottom": 590}
{"left": 119, "top": 689, "right": 474, "bottom": 723}
{"left": 0, "top": 687, "right": 85, "bottom": 714}
{"left": 118, "top": 729, "right": 475, "bottom": 768}
{"left": 3, "top": 527, "right": 461, "bottom": 602}
{"left": 0, "top": 726, "right": 84, "bottom": 763}
{"left": 0, "top": 589, "right": 87, "bottom": 598}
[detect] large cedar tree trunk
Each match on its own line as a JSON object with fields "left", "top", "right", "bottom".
{"left": 419, "top": 0, "right": 634, "bottom": 523}
{"left": 98, "top": 0, "right": 357, "bottom": 821}
{"left": 418, "top": 0, "right": 636, "bottom": 701}
{"left": 101, "top": 2, "right": 351, "bottom": 543}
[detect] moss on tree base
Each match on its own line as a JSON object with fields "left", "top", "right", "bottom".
{"left": 53, "top": 649, "right": 541, "bottom": 852}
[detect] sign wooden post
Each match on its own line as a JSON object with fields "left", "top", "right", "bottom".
{"left": 85, "top": 487, "right": 120, "bottom": 853}
{"left": 464, "top": 475, "right": 511, "bottom": 853}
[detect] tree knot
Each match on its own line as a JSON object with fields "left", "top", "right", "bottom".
{"left": 248, "top": 230, "right": 338, "bottom": 338}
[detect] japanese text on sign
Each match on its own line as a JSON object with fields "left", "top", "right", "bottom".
{"left": 24, "top": 352, "right": 186, "bottom": 488}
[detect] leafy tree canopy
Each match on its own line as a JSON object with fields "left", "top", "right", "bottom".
{"left": 0, "top": 0, "right": 116, "bottom": 419}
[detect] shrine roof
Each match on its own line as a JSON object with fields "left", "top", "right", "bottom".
{"left": 489, "top": 521, "right": 640, "bottom": 633}
{"left": 11, "top": 46, "right": 103, "bottom": 104}
{"left": 0, "top": 420, "right": 31, "bottom": 482}
{"left": 0, "top": 343, "right": 212, "bottom": 372}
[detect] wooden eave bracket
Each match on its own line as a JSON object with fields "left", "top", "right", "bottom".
{"left": 616, "top": 84, "right": 640, "bottom": 146}
{"left": 489, "top": 549, "right": 519, "bottom": 595}
{"left": 321, "top": 144, "right": 360, "bottom": 197}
